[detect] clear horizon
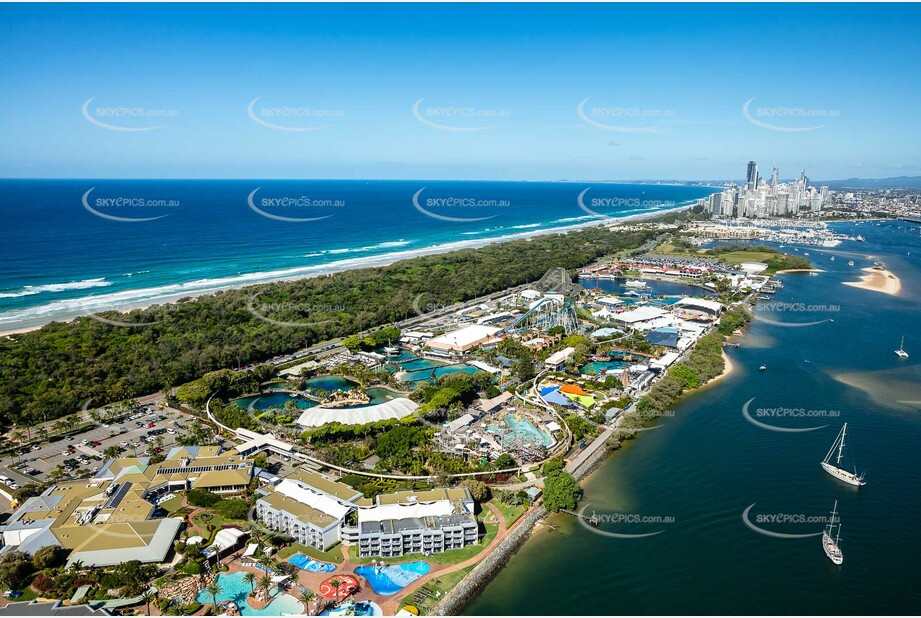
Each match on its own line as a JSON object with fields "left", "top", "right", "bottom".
{"left": 1, "top": 3, "right": 919, "bottom": 180}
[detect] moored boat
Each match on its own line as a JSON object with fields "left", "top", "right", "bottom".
{"left": 821, "top": 423, "right": 866, "bottom": 486}
{"left": 822, "top": 500, "right": 844, "bottom": 565}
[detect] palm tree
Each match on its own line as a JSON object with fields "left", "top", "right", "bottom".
{"left": 204, "top": 581, "right": 222, "bottom": 608}
{"left": 141, "top": 590, "right": 155, "bottom": 616}
{"left": 243, "top": 572, "right": 257, "bottom": 596}
{"left": 258, "top": 574, "right": 272, "bottom": 599}
{"left": 300, "top": 589, "right": 318, "bottom": 616}
{"left": 103, "top": 446, "right": 120, "bottom": 460}
{"left": 257, "top": 553, "right": 274, "bottom": 574}
{"left": 328, "top": 577, "right": 342, "bottom": 601}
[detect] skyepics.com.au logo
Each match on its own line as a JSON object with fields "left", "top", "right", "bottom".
{"left": 576, "top": 98, "right": 673, "bottom": 132}
{"left": 753, "top": 301, "right": 839, "bottom": 328}
{"left": 742, "top": 397, "right": 839, "bottom": 432}
{"left": 247, "top": 188, "right": 345, "bottom": 222}
{"left": 576, "top": 503, "right": 674, "bottom": 538}
{"left": 412, "top": 188, "right": 509, "bottom": 222}
{"left": 247, "top": 97, "right": 345, "bottom": 132}
{"left": 411, "top": 293, "right": 454, "bottom": 318}
{"left": 82, "top": 187, "right": 179, "bottom": 222}
{"left": 742, "top": 504, "right": 830, "bottom": 539}
{"left": 412, "top": 98, "right": 510, "bottom": 132}
{"left": 82, "top": 97, "right": 179, "bottom": 132}
{"left": 247, "top": 294, "right": 346, "bottom": 328}
{"left": 87, "top": 301, "right": 185, "bottom": 328}
{"left": 577, "top": 187, "right": 676, "bottom": 219}
{"left": 742, "top": 97, "right": 840, "bottom": 132}
{"left": 613, "top": 409, "right": 677, "bottom": 434}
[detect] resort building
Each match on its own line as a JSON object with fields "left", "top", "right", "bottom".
{"left": 544, "top": 347, "right": 576, "bottom": 370}
{"left": 355, "top": 488, "right": 477, "bottom": 558}
{"left": 0, "top": 446, "right": 250, "bottom": 568}
{"left": 427, "top": 324, "right": 501, "bottom": 353}
{"left": 611, "top": 306, "right": 675, "bottom": 331}
{"left": 673, "top": 297, "right": 724, "bottom": 321}
{"left": 255, "top": 471, "right": 364, "bottom": 551}
{"left": 93, "top": 446, "right": 254, "bottom": 496}
{"left": 255, "top": 475, "right": 478, "bottom": 558}
{"left": 595, "top": 296, "right": 625, "bottom": 310}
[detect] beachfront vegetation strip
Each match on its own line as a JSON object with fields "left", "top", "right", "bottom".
{"left": 633, "top": 308, "right": 750, "bottom": 419}
{"left": 0, "top": 223, "right": 673, "bottom": 428}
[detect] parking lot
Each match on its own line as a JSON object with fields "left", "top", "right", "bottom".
{"left": 2, "top": 404, "right": 191, "bottom": 489}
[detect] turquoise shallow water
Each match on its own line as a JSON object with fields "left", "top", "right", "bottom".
{"left": 195, "top": 572, "right": 303, "bottom": 616}
{"left": 354, "top": 562, "right": 431, "bottom": 595}
{"left": 233, "top": 383, "right": 401, "bottom": 411}
{"left": 486, "top": 413, "right": 554, "bottom": 448}
{"left": 465, "top": 221, "right": 921, "bottom": 615}
{"left": 581, "top": 359, "right": 629, "bottom": 374}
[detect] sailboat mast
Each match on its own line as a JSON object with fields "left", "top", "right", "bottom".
{"left": 837, "top": 423, "right": 847, "bottom": 465}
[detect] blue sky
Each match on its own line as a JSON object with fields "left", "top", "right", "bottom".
{"left": 1, "top": 3, "right": 919, "bottom": 181}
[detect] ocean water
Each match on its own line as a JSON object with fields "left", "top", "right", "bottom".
{"left": 464, "top": 220, "right": 921, "bottom": 615}
{"left": 0, "top": 180, "right": 715, "bottom": 330}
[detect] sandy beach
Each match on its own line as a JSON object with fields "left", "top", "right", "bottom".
{"left": 843, "top": 267, "right": 901, "bottom": 296}
{"left": 705, "top": 349, "right": 735, "bottom": 387}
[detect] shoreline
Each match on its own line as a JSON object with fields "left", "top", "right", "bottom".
{"left": 1, "top": 203, "right": 701, "bottom": 337}
{"left": 774, "top": 268, "right": 824, "bottom": 274}
{"left": 437, "top": 333, "right": 739, "bottom": 615}
{"left": 842, "top": 267, "right": 901, "bottom": 296}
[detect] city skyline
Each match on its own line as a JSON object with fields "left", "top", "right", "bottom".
{"left": 1, "top": 3, "right": 920, "bottom": 180}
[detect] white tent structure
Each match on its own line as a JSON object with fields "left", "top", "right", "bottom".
{"left": 296, "top": 398, "right": 418, "bottom": 428}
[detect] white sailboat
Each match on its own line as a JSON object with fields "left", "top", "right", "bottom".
{"left": 895, "top": 336, "right": 909, "bottom": 359}
{"left": 822, "top": 500, "right": 844, "bottom": 565}
{"left": 821, "top": 423, "right": 866, "bottom": 486}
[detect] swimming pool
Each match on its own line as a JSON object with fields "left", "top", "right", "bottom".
{"left": 195, "top": 572, "right": 304, "bottom": 616}
{"left": 400, "top": 363, "right": 483, "bottom": 384}
{"left": 486, "top": 413, "right": 554, "bottom": 448}
{"left": 354, "top": 562, "right": 431, "bottom": 595}
{"left": 288, "top": 552, "right": 336, "bottom": 572}
{"left": 303, "top": 375, "right": 356, "bottom": 393}
{"left": 581, "top": 360, "right": 629, "bottom": 374}
{"left": 233, "top": 391, "right": 317, "bottom": 411}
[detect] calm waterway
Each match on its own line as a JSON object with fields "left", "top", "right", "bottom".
{"left": 465, "top": 220, "right": 921, "bottom": 615}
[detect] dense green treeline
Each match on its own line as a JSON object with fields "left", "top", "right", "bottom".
{"left": 0, "top": 224, "right": 665, "bottom": 428}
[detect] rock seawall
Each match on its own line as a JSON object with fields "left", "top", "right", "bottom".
{"left": 430, "top": 504, "right": 548, "bottom": 616}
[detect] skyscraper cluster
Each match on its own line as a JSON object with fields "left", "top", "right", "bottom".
{"left": 706, "top": 161, "right": 827, "bottom": 218}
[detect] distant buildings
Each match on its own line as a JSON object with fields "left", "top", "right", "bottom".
{"left": 705, "top": 161, "right": 828, "bottom": 218}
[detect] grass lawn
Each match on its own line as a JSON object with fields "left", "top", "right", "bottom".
{"left": 347, "top": 522, "right": 499, "bottom": 566}
{"left": 276, "top": 542, "right": 344, "bottom": 564}
{"left": 7, "top": 586, "right": 41, "bottom": 603}
{"left": 490, "top": 499, "right": 526, "bottom": 527}
{"left": 398, "top": 565, "right": 473, "bottom": 614}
